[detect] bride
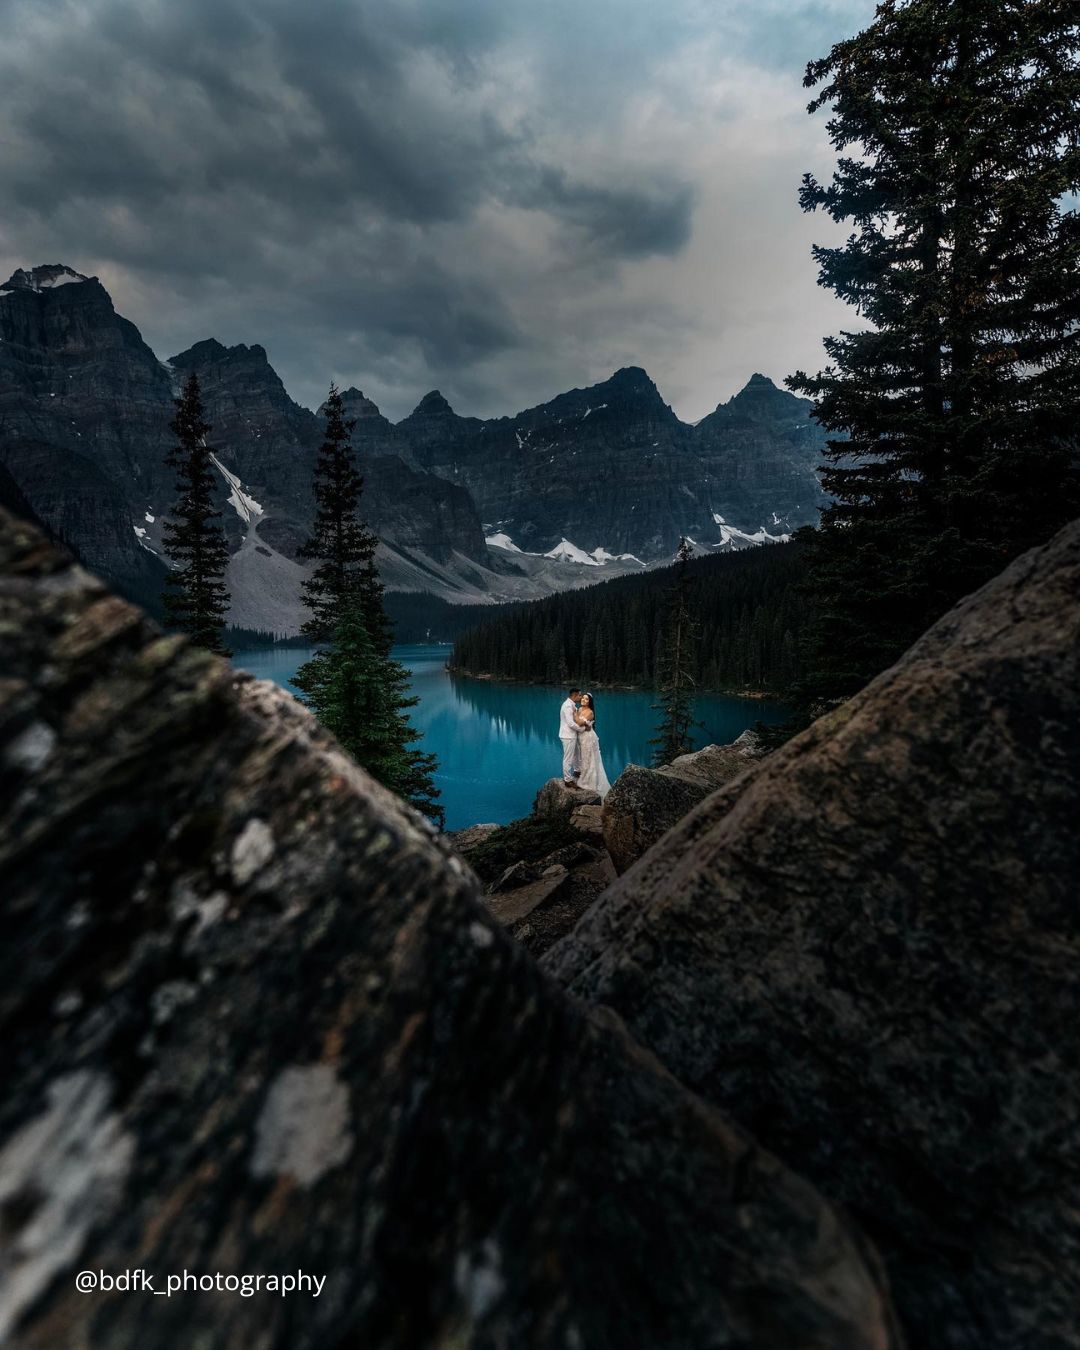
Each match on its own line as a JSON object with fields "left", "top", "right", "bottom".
{"left": 574, "top": 692, "right": 611, "bottom": 798}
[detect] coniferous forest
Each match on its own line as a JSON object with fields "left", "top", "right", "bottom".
{"left": 450, "top": 542, "right": 808, "bottom": 694}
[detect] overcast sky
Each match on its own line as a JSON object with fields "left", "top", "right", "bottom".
{"left": 0, "top": 0, "right": 876, "bottom": 421}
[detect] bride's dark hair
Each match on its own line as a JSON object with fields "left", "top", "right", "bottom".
{"left": 582, "top": 692, "right": 596, "bottom": 722}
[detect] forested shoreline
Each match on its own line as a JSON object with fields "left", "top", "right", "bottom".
{"left": 449, "top": 543, "right": 808, "bottom": 694}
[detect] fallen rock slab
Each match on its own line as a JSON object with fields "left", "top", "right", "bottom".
{"left": 548, "top": 519, "right": 1080, "bottom": 1349}
{"left": 568, "top": 803, "right": 604, "bottom": 838}
{"left": 485, "top": 865, "right": 572, "bottom": 925}
{"left": 602, "top": 732, "right": 766, "bottom": 874}
{"left": 0, "top": 509, "right": 901, "bottom": 1350}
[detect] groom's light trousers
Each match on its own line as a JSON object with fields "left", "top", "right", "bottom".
{"left": 560, "top": 736, "right": 579, "bottom": 781}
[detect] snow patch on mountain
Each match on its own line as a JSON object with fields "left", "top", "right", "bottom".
{"left": 132, "top": 525, "right": 159, "bottom": 556}
{"left": 589, "top": 546, "right": 645, "bottom": 566}
{"left": 489, "top": 534, "right": 645, "bottom": 570}
{"left": 210, "top": 454, "right": 264, "bottom": 525}
{"left": 1, "top": 265, "right": 89, "bottom": 292}
{"left": 712, "top": 513, "right": 791, "bottom": 548}
{"left": 545, "top": 539, "right": 603, "bottom": 566}
{"left": 486, "top": 532, "right": 523, "bottom": 553}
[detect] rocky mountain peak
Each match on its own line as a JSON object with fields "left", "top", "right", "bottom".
{"left": 169, "top": 338, "right": 273, "bottom": 370}
{"left": 168, "top": 338, "right": 227, "bottom": 366}
{"left": 0, "top": 263, "right": 91, "bottom": 293}
{"left": 336, "top": 387, "right": 384, "bottom": 420}
{"left": 411, "top": 389, "right": 455, "bottom": 417}
{"left": 528, "top": 365, "right": 668, "bottom": 421}
{"left": 724, "top": 371, "right": 806, "bottom": 420}
{"left": 596, "top": 365, "right": 670, "bottom": 413}
{"left": 607, "top": 364, "right": 655, "bottom": 390}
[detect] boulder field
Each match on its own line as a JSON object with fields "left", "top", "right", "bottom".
{"left": 4, "top": 499, "right": 1077, "bottom": 1347}
{"left": 0, "top": 506, "right": 899, "bottom": 1348}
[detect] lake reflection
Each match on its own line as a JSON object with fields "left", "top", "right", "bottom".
{"left": 236, "top": 643, "right": 792, "bottom": 831}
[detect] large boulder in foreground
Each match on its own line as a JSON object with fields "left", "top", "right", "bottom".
{"left": 602, "top": 731, "right": 766, "bottom": 873}
{"left": 547, "top": 520, "right": 1080, "bottom": 1349}
{"left": 0, "top": 509, "right": 899, "bottom": 1349}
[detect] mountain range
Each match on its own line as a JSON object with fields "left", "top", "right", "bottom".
{"left": 0, "top": 263, "right": 829, "bottom": 633}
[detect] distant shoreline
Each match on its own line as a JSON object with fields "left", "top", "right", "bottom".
{"left": 444, "top": 665, "right": 786, "bottom": 702}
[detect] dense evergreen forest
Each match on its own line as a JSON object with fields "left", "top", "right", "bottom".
{"left": 450, "top": 543, "right": 808, "bottom": 693}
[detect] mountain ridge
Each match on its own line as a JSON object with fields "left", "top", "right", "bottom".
{"left": 0, "top": 263, "right": 830, "bottom": 632}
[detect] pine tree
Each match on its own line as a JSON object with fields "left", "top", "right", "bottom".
{"left": 790, "top": 0, "right": 1080, "bottom": 706}
{"left": 161, "top": 372, "right": 231, "bottom": 655}
{"left": 299, "top": 384, "right": 382, "bottom": 642}
{"left": 294, "top": 596, "right": 444, "bottom": 828}
{"left": 295, "top": 383, "right": 442, "bottom": 825}
{"left": 650, "top": 538, "right": 703, "bottom": 765}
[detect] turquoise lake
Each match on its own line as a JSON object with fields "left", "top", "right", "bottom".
{"left": 236, "top": 643, "right": 792, "bottom": 831}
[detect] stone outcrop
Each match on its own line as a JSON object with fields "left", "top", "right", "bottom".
{"left": 0, "top": 508, "right": 900, "bottom": 1349}
{"left": 445, "top": 822, "right": 500, "bottom": 856}
{"left": 568, "top": 802, "right": 603, "bottom": 839}
{"left": 547, "top": 519, "right": 1080, "bottom": 1349}
{"left": 455, "top": 804, "right": 614, "bottom": 956}
{"left": 497, "top": 737, "right": 769, "bottom": 947}
{"left": 602, "top": 730, "right": 766, "bottom": 874}
{"left": 533, "top": 777, "right": 602, "bottom": 817}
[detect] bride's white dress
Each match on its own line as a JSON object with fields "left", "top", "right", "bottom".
{"left": 577, "top": 720, "right": 611, "bottom": 798}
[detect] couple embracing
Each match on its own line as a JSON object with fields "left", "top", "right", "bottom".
{"left": 559, "top": 687, "right": 611, "bottom": 799}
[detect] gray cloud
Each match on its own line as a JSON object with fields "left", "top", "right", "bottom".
{"left": 518, "top": 168, "right": 695, "bottom": 258}
{"left": 0, "top": 0, "right": 877, "bottom": 419}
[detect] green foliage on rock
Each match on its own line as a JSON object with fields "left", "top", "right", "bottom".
{"left": 466, "top": 815, "right": 590, "bottom": 884}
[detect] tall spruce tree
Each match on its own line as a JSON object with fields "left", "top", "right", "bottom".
{"left": 790, "top": 0, "right": 1080, "bottom": 705}
{"left": 650, "top": 538, "right": 703, "bottom": 765}
{"left": 294, "top": 596, "right": 443, "bottom": 826}
{"left": 162, "top": 372, "right": 231, "bottom": 655}
{"left": 295, "top": 384, "right": 442, "bottom": 825}
{"left": 299, "top": 384, "right": 380, "bottom": 640}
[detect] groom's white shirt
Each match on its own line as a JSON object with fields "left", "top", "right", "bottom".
{"left": 559, "top": 697, "right": 583, "bottom": 739}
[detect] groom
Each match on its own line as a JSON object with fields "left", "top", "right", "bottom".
{"left": 560, "top": 687, "right": 587, "bottom": 787}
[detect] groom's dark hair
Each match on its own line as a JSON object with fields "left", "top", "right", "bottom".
{"left": 568, "top": 687, "right": 581, "bottom": 697}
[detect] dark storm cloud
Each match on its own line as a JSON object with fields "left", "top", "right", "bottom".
{"left": 0, "top": 0, "right": 693, "bottom": 245}
{"left": 5, "top": 0, "right": 510, "bottom": 226}
{"left": 519, "top": 168, "right": 694, "bottom": 258}
{"left": 0, "top": 0, "right": 876, "bottom": 417}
